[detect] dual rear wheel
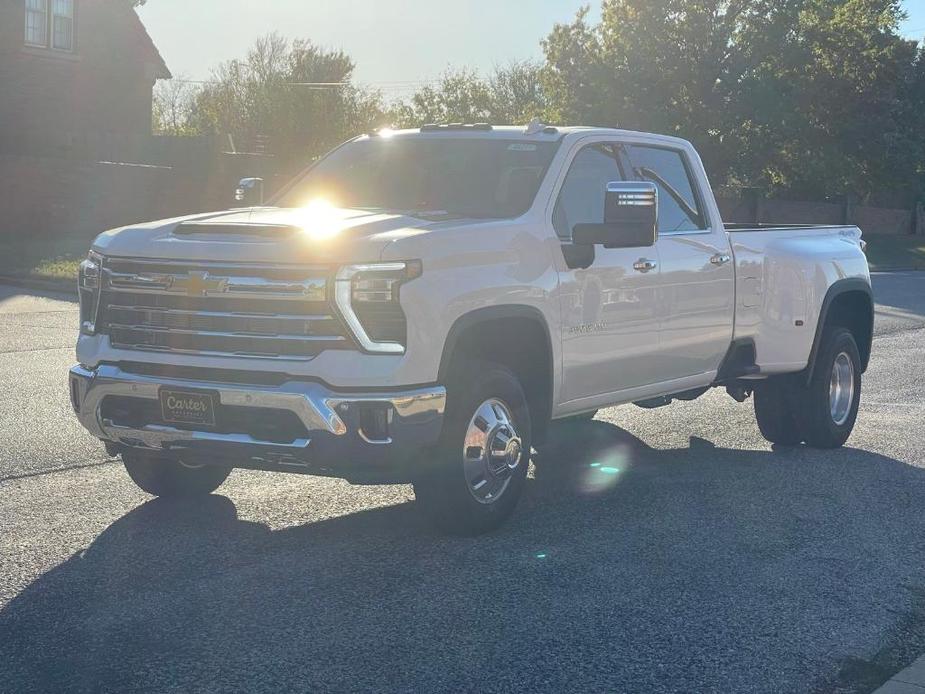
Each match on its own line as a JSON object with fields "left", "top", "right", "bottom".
{"left": 754, "top": 326, "right": 861, "bottom": 448}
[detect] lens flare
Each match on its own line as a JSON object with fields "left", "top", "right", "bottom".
{"left": 577, "top": 445, "right": 629, "bottom": 495}
{"left": 297, "top": 198, "right": 349, "bottom": 240}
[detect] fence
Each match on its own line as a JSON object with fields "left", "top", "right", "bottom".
{"left": 715, "top": 193, "right": 923, "bottom": 235}
{"left": 0, "top": 144, "right": 289, "bottom": 239}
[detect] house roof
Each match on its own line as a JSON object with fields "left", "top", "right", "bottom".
{"left": 128, "top": 6, "right": 171, "bottom": 79}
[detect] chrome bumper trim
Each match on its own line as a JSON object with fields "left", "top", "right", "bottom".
{"left": 69, "top": 364, "right": 446, "bottom": 472}
{"left": 99, "top": 420, "right": 313, "bottom": 451}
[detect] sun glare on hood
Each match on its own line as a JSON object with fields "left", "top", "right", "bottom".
{"left": 296, "top": 199, "right": 350, "bottom": 240}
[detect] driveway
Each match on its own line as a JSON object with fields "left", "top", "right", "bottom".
{"left": 1, "top": 272, "right": 924, "bottom": 693}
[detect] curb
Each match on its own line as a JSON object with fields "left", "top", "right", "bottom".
{"left": 874, "top": 654, "right": 925, "bottom": 692}
{"left": 0, "top": 275, "right": 78, "bottom": 299}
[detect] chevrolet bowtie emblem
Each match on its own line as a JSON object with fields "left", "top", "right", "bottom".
{"left": 169, "top": 271, "right": 228, "bottom": 297}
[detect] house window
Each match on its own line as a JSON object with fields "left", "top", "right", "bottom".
{"left": 25, "top": 0, "right": 48, "bottom": 47}
{"left": 52, "top": 0, "right": 75, "bottom": 50}
{"left": 24, "top": 0, "right": 75, "bottom": 51}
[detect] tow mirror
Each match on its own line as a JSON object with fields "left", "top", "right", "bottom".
{"left": 234, "top": 177, "right": 265, "bottom": 206}
{"left": 572, "top": 181, "right": 658, "bottom": 249}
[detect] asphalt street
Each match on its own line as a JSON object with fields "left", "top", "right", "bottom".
{"left": 1, "top": 272, "right": 924, "bottom": 693}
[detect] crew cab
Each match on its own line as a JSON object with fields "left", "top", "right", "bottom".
{"left": 69, "top": 123, "right": 873, "bottom": 534}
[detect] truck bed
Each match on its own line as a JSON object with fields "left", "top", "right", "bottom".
{"left": 725, "top": 224, "right": 868, "bottom": 374}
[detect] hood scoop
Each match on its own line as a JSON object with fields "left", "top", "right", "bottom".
{"left": 173, "top": 222, "right": 300, "bottom": 239}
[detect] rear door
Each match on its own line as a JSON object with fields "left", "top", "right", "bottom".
{"left": 551, "top": 141, "right": 662, "bottom": 405}
{"left": 619, "top": 143, "right": 735, "bottom": 382}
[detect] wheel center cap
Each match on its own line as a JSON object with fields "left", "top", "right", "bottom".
{"left": 487, "top": 427, "right": 522, "bottom": 474}
{"left": 505, "top": 439, "right": 522, "bottom": 466}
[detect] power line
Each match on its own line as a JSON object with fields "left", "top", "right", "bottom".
{"left": 171, "top": 79, "right": 349, "bottom": 87}
{"left": 169, "top": 78, "right": 440, "bottom": 90}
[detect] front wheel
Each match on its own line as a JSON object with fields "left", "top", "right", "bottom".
{"left": 123, "top": 452, "right": 232, "bottom": 497}
{"left": 413, "top": 361, "right": 531, "bottom": 535}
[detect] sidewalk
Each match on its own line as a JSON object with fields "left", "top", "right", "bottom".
{"left": 876, "top": 656, "right": 925, "bottom": 693}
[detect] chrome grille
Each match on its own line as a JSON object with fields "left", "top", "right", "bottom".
{"left": 98, "top": 258, "right": 352, "bottom": 360}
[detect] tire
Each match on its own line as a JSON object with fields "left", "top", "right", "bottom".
{"left": 754, "top": 375, "right": 804, "bottom": 445}
{"left": 413, "top": 360, "right": 531, "bottom": 535}
{"left": 798, "top": 327, "right": 861, "bottom": 449}
{"left": 123, "top": 451, "right": 232, "bottom": 497}
{"left": 753, "top": 326, "right": 861, "bottom": 449}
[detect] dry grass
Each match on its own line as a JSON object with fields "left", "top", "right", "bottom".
{"left": 863, "top": 233, "right": 925, "bottom": 271}
{"left": 0, "top": 235, "right": 90, "bottom": 284}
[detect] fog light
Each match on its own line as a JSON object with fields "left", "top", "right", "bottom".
{"left": 358, "top": 404, "right": 393, "bottom": 443}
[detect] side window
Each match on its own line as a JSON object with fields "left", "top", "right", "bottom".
{"left": 25, "top": 0, "right": 48, "bottom": 47}
{"left": 552, "top": 144, "right": 624, "bottom": 239}
{"left": 622, "top": 145, "right": 706, "bottom": 233}
{"left": 52, "top": 0, "right": 75, "bottom": 51}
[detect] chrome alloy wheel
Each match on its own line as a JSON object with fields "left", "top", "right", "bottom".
{"left": 462, "top": 398, "right": 524, "bottom": 505}
{"left": 829, "top": 351, "right": 855, "bottom": 426}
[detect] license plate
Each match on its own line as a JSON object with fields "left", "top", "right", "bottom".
{"left": 159, "top": 388, "right": 217, "bottom": 427}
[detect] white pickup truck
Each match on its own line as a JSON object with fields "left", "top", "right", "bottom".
{"left": 70, "top": 123, "right": 872, "bottom": 534}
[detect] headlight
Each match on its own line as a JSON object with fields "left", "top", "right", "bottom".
{"left": 78, "top": 251, "right": 103, "bottom": 335}
{"left": 335, "top": 261, "right": 422, "bottom": 354}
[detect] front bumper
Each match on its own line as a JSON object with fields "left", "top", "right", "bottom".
{"left": 69, "top": 364, "right": 446, "bottom": 483}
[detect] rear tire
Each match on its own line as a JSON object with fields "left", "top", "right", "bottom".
{"left": 123, "top": 452, "right": 232, "bottom": 497}
{"left": 753, "top": 326, "right": 861, "bottom": 449}
{"left": 798, "top": 327, "right": 861, "bottom": 449}
{"left": 413, "top": 360, "right": 531, "bottom": 536}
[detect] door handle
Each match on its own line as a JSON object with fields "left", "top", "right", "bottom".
{"left": 633, "top": 258, "right": 658, "bottom": 273}
{"left": 710, "top": 253, "right": 732, "bottom": 266}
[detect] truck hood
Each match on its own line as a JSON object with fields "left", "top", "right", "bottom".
{"left": 92, "top": 207, "right": 450, "bottom": 264}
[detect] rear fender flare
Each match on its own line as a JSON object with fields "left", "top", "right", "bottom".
{"left": 804, "top": 278, "right": 873, "bottom": 384}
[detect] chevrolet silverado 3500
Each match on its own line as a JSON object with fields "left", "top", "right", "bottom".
{"left": 70, "top": 124, "right": 872, "bottom": 534}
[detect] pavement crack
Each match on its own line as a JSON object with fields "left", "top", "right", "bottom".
{"left": 0, "top": 346, "right": 73, "bottom": 355}
{"left": 0, "top": 458, "right": 117, "bottom": 483}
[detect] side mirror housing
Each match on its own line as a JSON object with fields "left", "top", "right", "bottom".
{"left": 572, "top": 181, "right": 658, "bottom": 249}
{"left": 234, "top": 177, "right": 265, "bottom": 206}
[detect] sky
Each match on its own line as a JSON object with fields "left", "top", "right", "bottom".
{"left": 139, "top": 0, "right": 925, "bottom": 100}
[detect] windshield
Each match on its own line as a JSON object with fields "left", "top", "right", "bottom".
{"left": 276, "top": 137, "right": 560, "bottom": 219}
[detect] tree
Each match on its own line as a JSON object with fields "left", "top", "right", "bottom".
{"left": 152, "top": 74, "right": 199, "bottom": 135}
{"left": 188, "top": 34, "right": 386, "bottom": 162}
{"left": 393, "top": 62, "right": 550, "bottom": 127}
{"left": 393, "top": 68, "right": 493, "bottom": 125}
{"left": 541, "top": 0, "right": 918, "bottom": 199}
{"left": 756, "top": 0, "right": 918, "bottom": 199}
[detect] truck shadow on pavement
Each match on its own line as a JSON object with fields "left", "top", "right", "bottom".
{"left": 3, "top": 420, "right": 925, "bottom": 693}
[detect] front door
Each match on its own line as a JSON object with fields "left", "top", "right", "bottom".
{"left": 552, "top": 142, "right": 662, "bottom": 405}
{"left": 618, "top": 143, "right": 735, "bottom": 382}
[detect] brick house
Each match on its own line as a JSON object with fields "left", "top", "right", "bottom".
{"left": 0, "top": 0, "right": 170, "bottom": 155}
